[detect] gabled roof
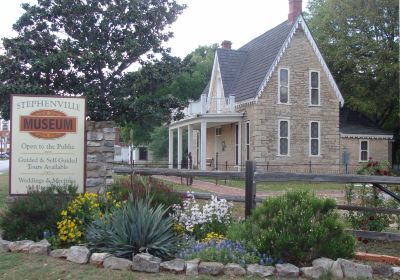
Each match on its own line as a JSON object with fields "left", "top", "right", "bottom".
{"left": 212, "top": 15, "right": 344, "bottom": 106}
{"left": 340, "top": 107, "right": 393, "bottom": 138}
{"left": 216, "top": 48, "right": 247, "bottom": 98}
{"left": 232, "top": 21, "right": 293, "bottom": 102}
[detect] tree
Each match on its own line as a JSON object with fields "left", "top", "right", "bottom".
{"left": 305, "top": 0, "right": 399, "bottom": 160}
{"left": 120, "top": 44, "right": 217, "bottom": 148}
{"left": 0, "top": 0, "right": 185, "bottom": 121}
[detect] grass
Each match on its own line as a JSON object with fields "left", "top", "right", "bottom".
{"left": 199, "top": 177, "right": 345, "bottom": 192}
{"left": 0, "top": 252, "right": 248, "bottom": 280}
{"left": 356, "top": 240, "right": 400, "bottom": 257}
{"left": 0, "top": 173, "right": 8, "bottom": 210}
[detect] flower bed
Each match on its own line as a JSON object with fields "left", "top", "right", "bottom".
{"left": 4, "top": 175, "right": 398, "bottom": 278}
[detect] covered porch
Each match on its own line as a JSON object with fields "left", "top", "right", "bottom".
{"left": 169, "top": 113, "right": 243, "bottom": 171}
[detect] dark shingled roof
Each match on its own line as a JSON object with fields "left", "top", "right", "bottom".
{"left": 340, "top": 107, "right": 393, "bottom": 136}
{"left": 216, "top": 20, "right": 293, "bottom": 101}
{"left": 216, "top": 48, "right": 247, "bottom": 97}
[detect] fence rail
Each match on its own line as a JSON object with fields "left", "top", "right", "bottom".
{"left": 114, "top": 161, "right": 400, "bottom": 242}
{"left": 114, "top": 159, "right": 395, "bottom": 175}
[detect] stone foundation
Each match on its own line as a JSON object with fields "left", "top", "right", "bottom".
{"left": 86, "top": 121, "right": 115, "bottom": 192}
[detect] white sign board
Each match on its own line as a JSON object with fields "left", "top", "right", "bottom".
{"left": 10, "top": 95, "right": 86, "bottom": 194}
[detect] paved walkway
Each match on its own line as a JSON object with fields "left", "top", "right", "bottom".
{"left": 153, "top": 175, "right": 345, "bottom": 203}
{"left": 0, "top": 160, "right": 9, "bottom": 175}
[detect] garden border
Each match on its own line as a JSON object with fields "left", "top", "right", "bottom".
{"left": 114, "top": 161, "right": 400, "bottom": 242}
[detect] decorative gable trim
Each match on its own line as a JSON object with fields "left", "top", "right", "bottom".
{"left": 340, "top": 133, "right": 393, "bottom": 140}
{"left": 207, "top": 53, "right": 219, "bottom": 100}
{"left": 254, "top": 15, "right": 345, "bottom": 106}
{"left": 207, "top": 54, "right": 226, "bottom": 100}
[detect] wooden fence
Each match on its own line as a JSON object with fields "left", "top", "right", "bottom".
{"left": 114, "top": 161, "right": 400, "bottom": 242}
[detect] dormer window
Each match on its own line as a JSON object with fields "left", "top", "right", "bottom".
{"left": 310, "top": 71, "right": 320, "bottom": 105}
{"left": 278, "top": 68, "right": 289, "bottom": 104}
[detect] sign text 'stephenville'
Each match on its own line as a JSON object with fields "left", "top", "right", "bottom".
{"left": 10, "top": 95, "right": 86, "bottom": 194}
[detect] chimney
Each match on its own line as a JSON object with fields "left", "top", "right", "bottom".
{"left": 288, "top": 0, "right": 302, "bottom": 25}
{"left": 221, "top": 40, "right": 232, "bottom": 50}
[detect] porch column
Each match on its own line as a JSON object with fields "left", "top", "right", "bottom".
{"left": 187, "top": 124, "right": 193, "bottom": 168}
{"left": 177, "top": 127, "right": 183, "bottom": 169}
{"left": 237, "top": 122, "right": 242, "bottom": 171}
{"left": 168, "top": 128, "right": 174, "bottom": 169}
{"left": 200, "top": 121, "right": 207, "bottom": 170}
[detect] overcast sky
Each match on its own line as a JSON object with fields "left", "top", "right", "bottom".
{"left": 0, "top": 0, "right": 309, "bottom": 58}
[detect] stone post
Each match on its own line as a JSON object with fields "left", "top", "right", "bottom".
{"left": 86, "top": 121, "right": 115, "bottom": 193}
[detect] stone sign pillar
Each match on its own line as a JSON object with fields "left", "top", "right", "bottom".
{"left": 86, "top": 121, "right": 115, "bottom": 192}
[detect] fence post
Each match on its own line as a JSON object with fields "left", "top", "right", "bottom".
{"left": 225, "top": 160, "right": 228, "bottom": 184}
{"left": 245, "top": 160, "right": 256, "bottom": 218}
{"left": 309, "top": 160, "right": 312, "bottom": 173}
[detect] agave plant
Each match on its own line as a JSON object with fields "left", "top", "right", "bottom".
{"left": 85, "top": 196, "right": 180, "bottom": 259}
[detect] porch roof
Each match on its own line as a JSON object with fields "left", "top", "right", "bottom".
{"left": 169, "top": 113, "right": 243, "bottom": 130}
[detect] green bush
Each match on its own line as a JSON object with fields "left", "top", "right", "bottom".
{"left": 247, "top": 190, "right": 355, "bottom": 265}
{"left": 85, "top": 195, "right": 180, "bottom": 259}
{"left": 108, "top": 176, "right": 182, "bottom": 212}
{"left": 0, "top": 186, "right": 76, "bottom": 241}
{"left": 345, "top": 158, "right": 399, "bottom": 233}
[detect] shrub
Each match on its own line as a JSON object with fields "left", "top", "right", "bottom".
{"left": 178, "top": 239, "right": 261, "bottom": 266}
{"left": 345, "top": 158, "right": 399, "bottom": 233}
{"left": 85, "top": 195, "right": 180, "bottom": 259}
{"left": 345, "top": 184, "right": 393, "bottom": 232}
{"left": 109, "top": 176, "right": 182, "bottom": 211}
{"left": 55, "top": 191, "right": 123, "bottom": 245}
{"left": 247, "top": 190, "right": 355, "bottom": 265}
{"left": 171, "top": 192, "right": 233, "bottom": 240}
{"left": 0, "top": 185, "right": 76, "bottom": 241}
{"left": 357, "top": 157, "right": 391, "bottom": 176}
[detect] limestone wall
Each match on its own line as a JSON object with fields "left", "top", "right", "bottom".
{"left": 250, "top": 29, "right": 341, "bottom": 172}
{"left": 86, "top": 121, "right": 115, "bottom": 191}
{"left": 340, "top": 137, "right": 391, "bottom": 173}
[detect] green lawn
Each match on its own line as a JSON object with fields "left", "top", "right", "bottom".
{"left": 200, "top": 177, "right": 345, "bottom": 192}
{"left": 0, "top": 173, "right": 8, "bottom": 210}
{"left": 0, "top": 252, "right": 247, "bottom": 280}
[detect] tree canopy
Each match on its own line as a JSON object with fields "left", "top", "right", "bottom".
{"left": 120, "top": 44, "right": 217, "bottom": 148}
{"left": 306, "top": 0, "right": 399, "bottom": 158}
{"left": 0, "top": 0, "right": 185, "bottom": 121}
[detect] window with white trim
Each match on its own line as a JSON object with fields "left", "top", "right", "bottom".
{"left": 215, "top": 127, "right": 222, "bottom": 136}
{"left": 360, "top": 140, "right": 368, "bottom": 162}
{"left": 235, "top": 124, "right": 239, "bottom": 165}
{"left": 246, "top": 122, "right": 250, "bottom": 160}
{"left": 2, "top": 120, "right": 8, "bottom": 131}
{"left": 310, "top": 71, "right": 320, "bottom": 105}
{"left": 279, "top": 68, "right": 289, "bottom": 104}
{"left": 278, "top": 120, "right": 289, "bottom": 155}
{"left": 310, "top": 121, "right": 320, "bottom": 156}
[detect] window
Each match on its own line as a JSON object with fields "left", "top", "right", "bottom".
{"left": 235, "top": 124, "right": 239, "bottom": 165}
{"left": 360, "top": 140, "right": 368, "bottom": 162}
{"left": 310, "top": 121, "right": 320, "bottom": 156}
{"left": 279, "top": 68, "right": 289, "bottom": 104}
{"left": 2, "top": 121, "right": 8, "bottom": 131}
{"left": 310, "top": 71, "right": 320, "bottom": 105}
{"left": 138, "top": 147, "right": 148, "bottom": 161}
{"left": 246, "top": 122, "right": 250, "bottom": 160}
{"left": 215, "top": 127, "right": 222, "bottom": 136}
{"left": 278, "top": 120, "right": 289, "bottom": 155}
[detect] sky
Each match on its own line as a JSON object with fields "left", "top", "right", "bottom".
{"left": 0, "top": 0, "right": 309, "bottom": 58}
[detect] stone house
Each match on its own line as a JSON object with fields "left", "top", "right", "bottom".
{"left": 168, "top": 0, "right": 393, "bottom": 172}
